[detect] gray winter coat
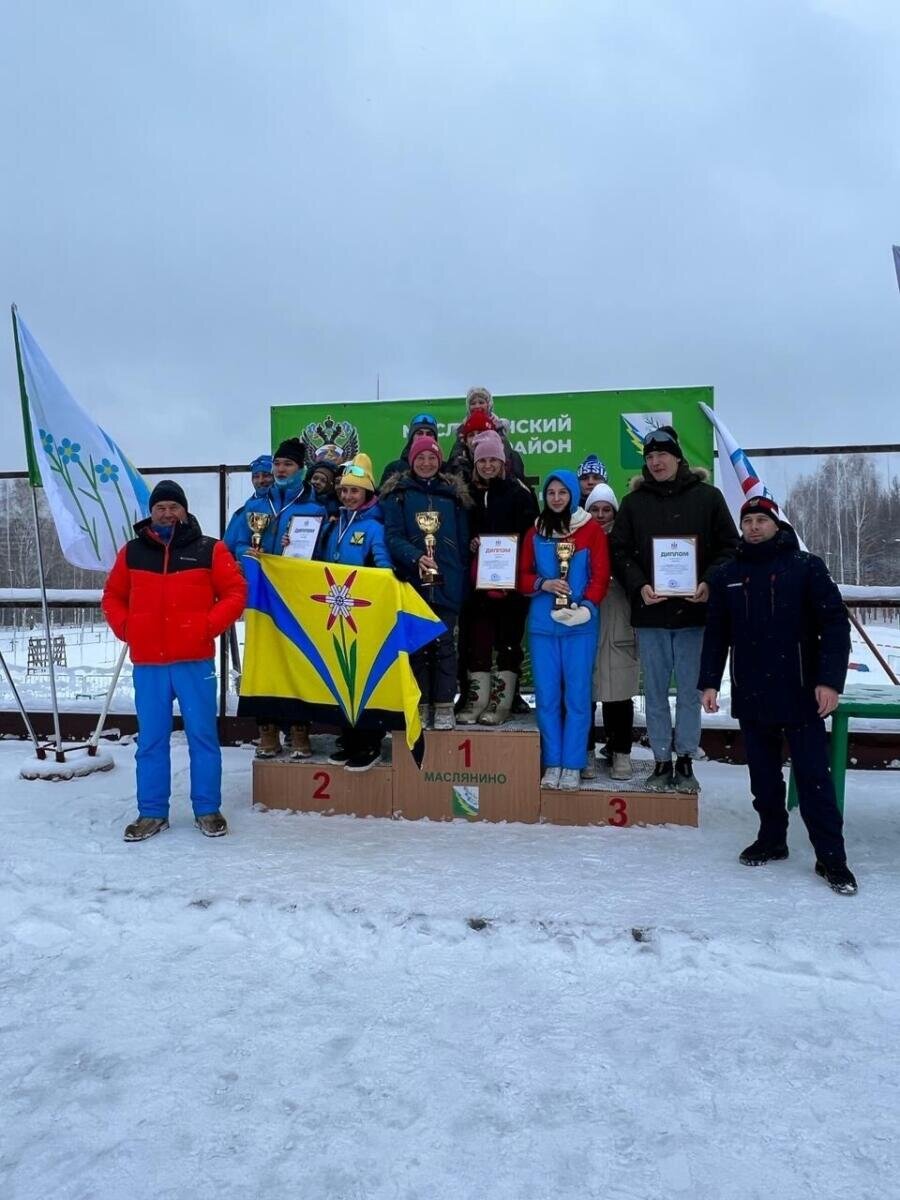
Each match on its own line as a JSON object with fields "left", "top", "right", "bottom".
{"left": 593, "top": 578, "right": 640, "bottom": 703}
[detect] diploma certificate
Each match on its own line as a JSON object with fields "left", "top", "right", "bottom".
{"left": 476, "top": 534, "right": 519, "bottom": 590}
{"left": 651, "top": 536, "right": 698, "bottom": 597}
{"left": 284, "top": 515, "right": 324, "bottom": 560}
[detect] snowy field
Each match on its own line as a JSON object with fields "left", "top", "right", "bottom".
{"left": 2, "top": 740, "right": 899, "bottom": 1200}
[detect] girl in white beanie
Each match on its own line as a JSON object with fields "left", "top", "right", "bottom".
{"left": 585, "top": 483, "right": 639, "bottom": 781}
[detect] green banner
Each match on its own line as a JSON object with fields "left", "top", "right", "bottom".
{"left": 271, "top": 386, "right": 714, "bottom": 498}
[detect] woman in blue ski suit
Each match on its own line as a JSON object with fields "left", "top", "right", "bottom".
{"left": 518, "top": 468, "right": 610, "bottom": 791}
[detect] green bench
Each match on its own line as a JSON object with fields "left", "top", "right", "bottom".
{"left": 787, "top": 684, "right": 900, "bottom": 814}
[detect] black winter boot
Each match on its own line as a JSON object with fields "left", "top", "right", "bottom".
{"left": 739, "top": 839, "right": 789, "bottom": 866}
{"left": 644, "top": 759, "right": 674, "bottom": 792}
{"left": 673, "top": 755, "right": 700, "bottom": 793}
{"left": 815, "top": 860, "right": 858, "bottom": 895}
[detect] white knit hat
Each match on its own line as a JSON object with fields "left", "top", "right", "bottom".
{"left": 585, "top": 482, "right": 619, "bottom": 512}
{"left": 466, "top": 385, "right": 493, "bottom": 411}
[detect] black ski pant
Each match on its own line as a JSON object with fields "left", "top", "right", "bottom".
{"left": 412, "top": 608, "right": 458, "bottom": 705}
{"left": 740, "top": 717, "right": 846, "bottom": 864}
{"left": 588, "top": 699, "right": 634, "bottom": 756}
{"left": 460, "top": 592, "right": 527, "bottom": 674}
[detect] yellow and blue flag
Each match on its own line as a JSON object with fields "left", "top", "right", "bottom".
{"left": 237, "top": 555, "right": 446, "bottom": 760}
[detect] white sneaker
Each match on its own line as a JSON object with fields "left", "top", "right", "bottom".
{"left": 540, "top": 767, "right": 561, "bottom": 790}
{"left": 558, "top": 768, "right": 581, "bottom": 791}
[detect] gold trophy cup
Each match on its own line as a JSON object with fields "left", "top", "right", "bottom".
{"left": 246, "top": 511, "right": 271, "bottom": 552}
{"left": 415, "top": 510, "right": 442, "bottom": 587}
{"left": 554, "top": 540, "right": 576, "bottom": 607}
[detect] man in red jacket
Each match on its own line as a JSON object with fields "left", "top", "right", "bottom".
{"left": 102, "top": 481, "right": 246, "bottom": 842}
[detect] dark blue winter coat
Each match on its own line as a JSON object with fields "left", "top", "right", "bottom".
{"left": 316, "top": 500, "right": 392, "bottom": 569}
{"left": 380, "top": 469, "right": 472, "bottom": 613}
{"left": 229, "top": 476, "right": 326, "bottom": 558}
{"left": 698, "top": 526, "right": 851, "bottom": 724}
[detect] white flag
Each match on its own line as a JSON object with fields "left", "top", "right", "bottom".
{"left": 14, "top": 311, "right": 150, "bottom": 570}
{"left": 699, "top": 401, "right": 782, "bottom": 526}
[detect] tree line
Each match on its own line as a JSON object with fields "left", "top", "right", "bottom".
{"left": 786, "top": 455, "right": 900, "bottom": 586}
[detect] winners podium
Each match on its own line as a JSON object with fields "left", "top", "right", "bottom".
{"left": 252, "top": 725, "right": 699, "bottom": 828}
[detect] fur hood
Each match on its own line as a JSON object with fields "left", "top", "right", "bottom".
{"left": 379, "top": 469, "right": 474, "bottom": 508}
{"left": 628, "top": 465, "right": 709, "bottom": 493}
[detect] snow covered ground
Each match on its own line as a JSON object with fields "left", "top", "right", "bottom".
{"left": 2, "top": 740, "right": 898, "bottom": 1200}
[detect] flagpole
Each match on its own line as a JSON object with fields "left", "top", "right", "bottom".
{"left": 12, "top": 305, "right": 65, "bottom": 762}
{"left": 29, "top": 488, "right": 65, "bottom": 761}
{"left": 86, "top": 642, "right": 128, "bottom": 754}
{"left": 0, "top": 644, "right": 44, "bottom": 754}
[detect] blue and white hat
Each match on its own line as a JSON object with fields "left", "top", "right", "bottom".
{"left": 577, "top": 454, "right": 608, "bottom": 480}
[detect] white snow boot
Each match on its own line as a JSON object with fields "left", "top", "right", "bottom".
{"left": 457, "top": 672, "right": 492, "bottom": 724}
{"left": 478, "top": 671, "right": 517, "bottom": 727}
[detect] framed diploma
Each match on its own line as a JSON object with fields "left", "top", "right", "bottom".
{"left": 284, "top": 515, "right": 324, "bottom": 560}
{"left": 652, "top": 535, "right": 698, "bottom": 597}
{"left": 476, "top": 534, "right": 519, "bottom": 590}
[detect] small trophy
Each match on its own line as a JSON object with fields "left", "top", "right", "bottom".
{"left": 554, "top": 540, "right": 576, "bottom": 608}
{"left": 246, "top": 511, "right": 271, "bottom": 552}
{"left": 415, "top": 510, "right": 442, "bottom": 587}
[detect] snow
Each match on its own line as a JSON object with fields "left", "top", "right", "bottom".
{"left": 18, "top": 746, "right": 115, "bottom": 780}
{"left": 1, "top": 740, "right": 898, "bottom": 1199}
{"left": 839, "top": 585, "right": 900, "bottom": 601}
{"left": 0, "top": 589, "right": 104, "bottom": 604}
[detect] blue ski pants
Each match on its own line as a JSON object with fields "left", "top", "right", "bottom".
{"left": 530, "top": 630, "right": 597, "bottom": 770}
{"left": 637, "top": 626, "right": 704, "bottom": 761}
{"left": 133, "top": 660, "right": 221, "bottom": 819}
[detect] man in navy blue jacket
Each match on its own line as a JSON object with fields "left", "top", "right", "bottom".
{"left": 699, "top": 496, "right": 857, "bottom": 895}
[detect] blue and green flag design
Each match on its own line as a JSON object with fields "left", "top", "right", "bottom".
{"left": 237, "top": 555, "right": 446, "bottom": 760}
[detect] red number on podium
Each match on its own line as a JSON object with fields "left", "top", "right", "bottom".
{"left": 457, "top": 738, "right": 472, "bottom": 768}
{"left": 608, "top": 797, "right": 628, "bottom": 827}
{"left": 312, "top": 771, "right": 331, "bottom": 801}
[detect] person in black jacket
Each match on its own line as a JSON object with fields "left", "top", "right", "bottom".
{"left": 609, "top": 427, "right": 734, "bottom": 792}
{"left": 610, "top": 425, "right": 738, "bottom": 792}
{"left": 457, "top": 430, "right": 538, "bottom": 726}
{"left": 699, "top": 496, "right": 857, "bottom": 895}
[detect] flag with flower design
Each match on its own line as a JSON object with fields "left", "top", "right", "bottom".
{"left": 12, "top": 309, "right": 150, "bottom": 570}
{"left": 237, "top": 554, "right": 445, "bottom": 758}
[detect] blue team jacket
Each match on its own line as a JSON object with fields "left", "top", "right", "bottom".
{"left": 230, "top": 477, "right": 326, "bottom": 557}
{"left": 317, "top": 501, "right": 392, "bottom": 569}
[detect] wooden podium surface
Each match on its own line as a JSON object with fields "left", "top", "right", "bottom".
{"left": 252, "top": 726, "right": 699, "bottom": 828}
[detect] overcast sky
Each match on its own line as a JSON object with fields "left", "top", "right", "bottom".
{"left": 2, "top": 0, "right": 899, "bottom": 475}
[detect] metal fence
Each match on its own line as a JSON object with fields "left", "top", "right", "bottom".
{"left": 1, "top": 444, "right": 899, "bottom": 758}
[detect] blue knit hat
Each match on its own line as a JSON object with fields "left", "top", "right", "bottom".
{"left": 250, "top": 454, "right": 273, "bottom": 475}
{"left": 542, "top": 468, "right": 581, "bottom": 515}
{"left": 577, "top": 454, "right": 608, "bottom": 480}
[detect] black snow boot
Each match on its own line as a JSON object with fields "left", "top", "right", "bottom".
{"left": 739, "top": 839, "right": 789, "bottom": 866}
{"left": 644, "top": 759, "right": 674, "bottom": 792}
{"left": 815, "top": 860, "right": 858, "bottom": 896}
{"left": 673, "top": 754, "right": 700, "bottom": 793}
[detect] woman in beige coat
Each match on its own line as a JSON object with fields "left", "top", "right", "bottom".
{"left": 586, "top": 484, "right": 639, "bottom": 781}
